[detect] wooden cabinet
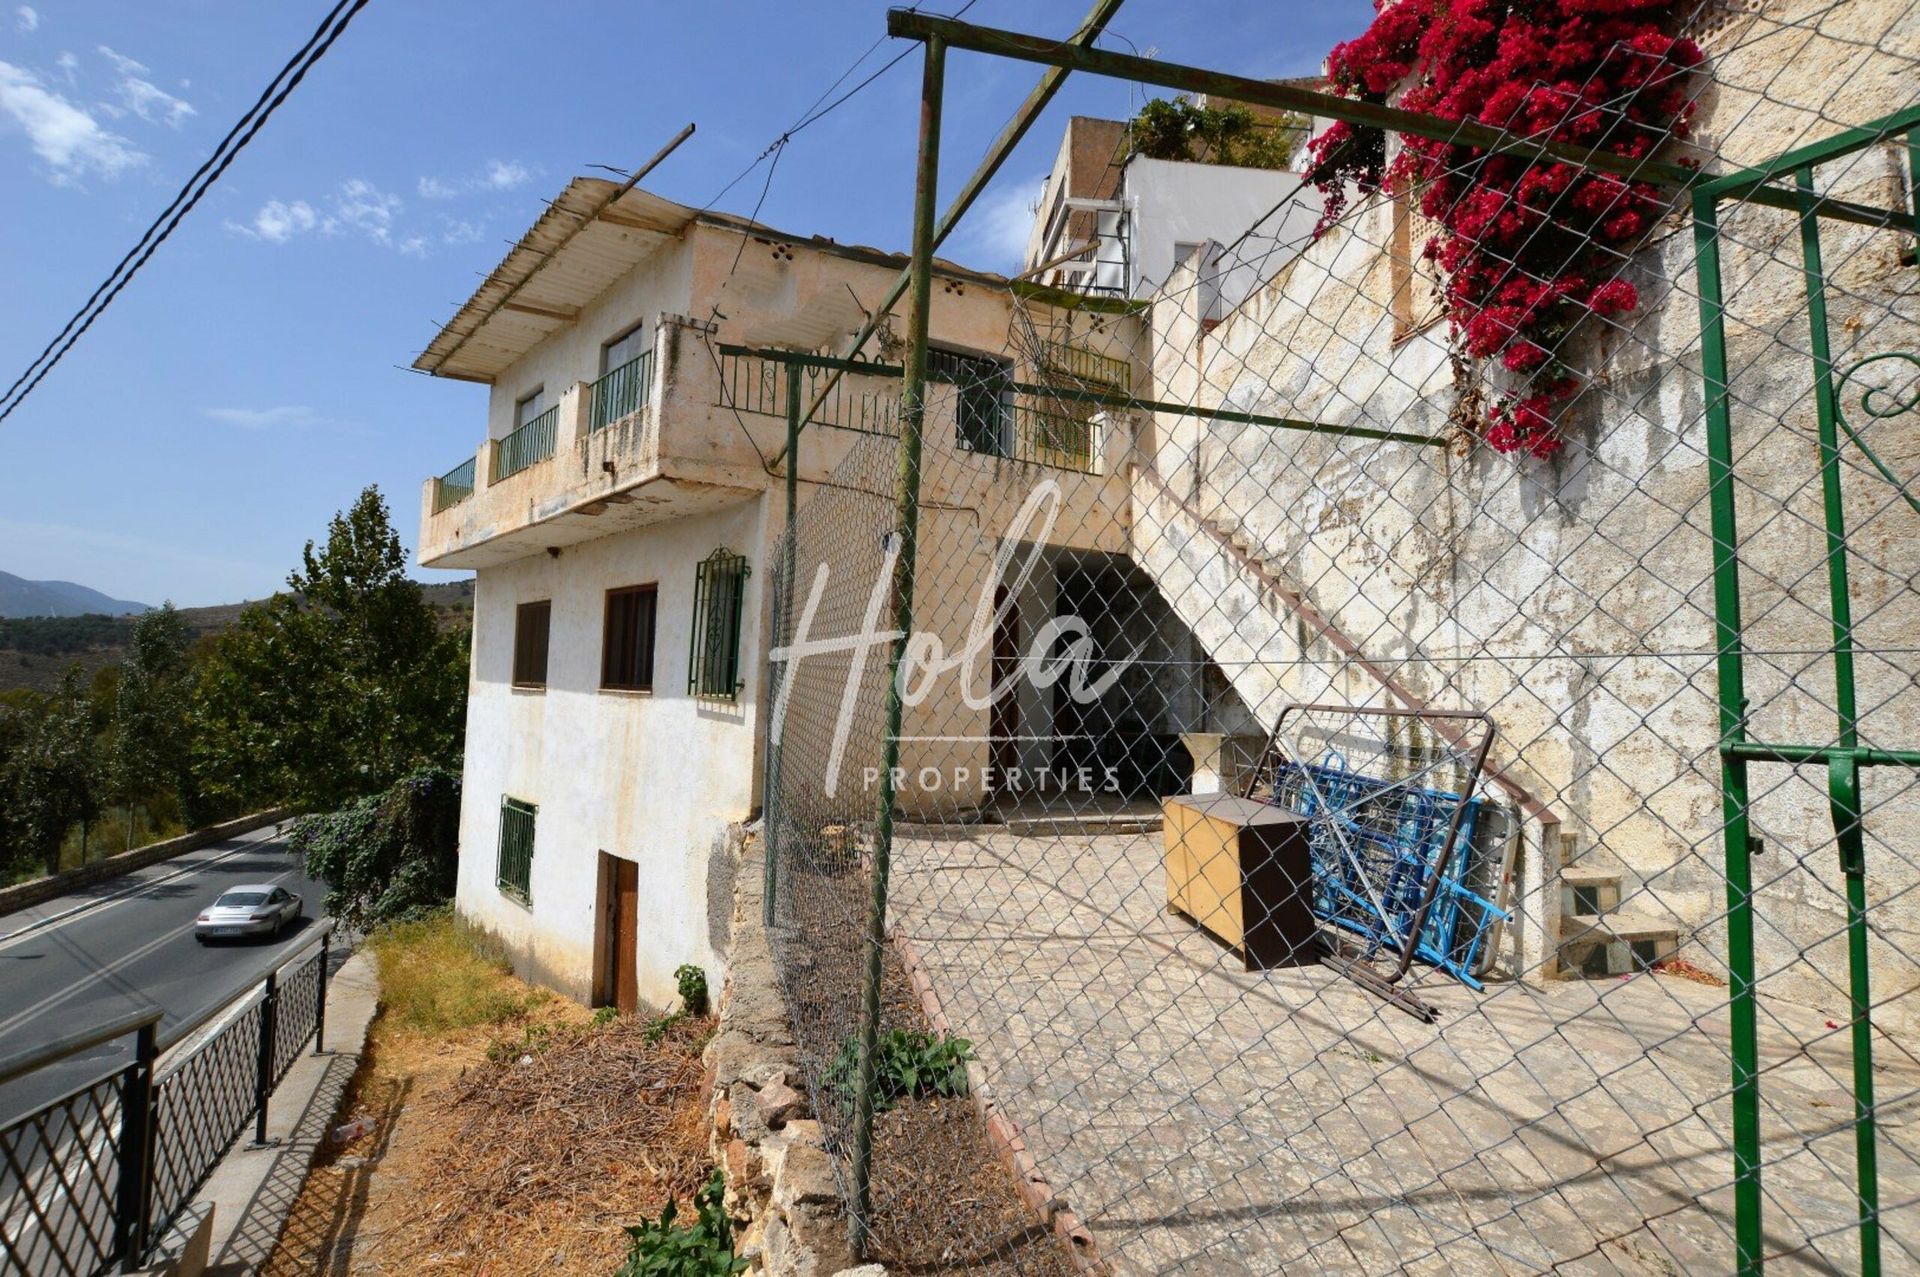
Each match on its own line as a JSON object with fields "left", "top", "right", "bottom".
{"left": 1163, "top": 793, "right": 1317, "bottom": 970}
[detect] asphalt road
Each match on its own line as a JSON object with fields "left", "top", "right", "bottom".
{"left": 0, "top": 825, "right": 331, "bottom": 1125}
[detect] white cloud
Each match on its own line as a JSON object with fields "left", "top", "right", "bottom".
{"left": 483, "top": 159, "right": 529, "bottom": 190}
{"left": 0, "top": 59, "right": 144, "bottom": 179}
{"left": 228, "top": 198, "right": 318, "bottom": 243}
{"left": 228, "top": 180, "right": 419, "bottom": 251}
{"left": 440, "top": 217, "right": 484, "bottom": 245}
{"left": 15, "top": 6, "right": 38, "bottom": 34}
{"left": 952, "top": 174, "right": 1043, "bottom": 276}
{"left": 330, "top": 177, "right": 402, "bottom": 244}
{"left": 202, "top": 405, "right": 323, "bottom": 429}
{"left": 97, "top": 44, "right": 194, "bottom": 127}
{"left": 95, "top": 45, "right": 145, "bottom": 77}
{"left": 418, "top": 158, "right": 534, "bottom": 199}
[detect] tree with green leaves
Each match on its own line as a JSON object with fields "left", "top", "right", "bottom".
{"left": 0, "top": 669, "right": 103, "bottom": 876}
{"left": 1126, "top": 98, "right": 1305, "bottom": 170}
{"left": 191, "top": 486, "right": 469, "bottom": 812}
{"left": 110, "top": 602, "right": 194, "bottom": 846}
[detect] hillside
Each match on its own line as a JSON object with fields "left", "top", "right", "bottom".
{"left": 0, "top": 579, "right": 475, "bottom": 696}
{"left": 0, "top": 570, "right": 150, "bottom": 619}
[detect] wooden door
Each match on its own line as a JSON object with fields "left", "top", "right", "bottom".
{"left": 608, "top": 858, "right": 640, "bottom": 1013}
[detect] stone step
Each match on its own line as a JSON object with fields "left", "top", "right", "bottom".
{"left": 1557, "top": 865, "right": 1622, "bottom": 918}
{"left": 1560, "top": 911, "right": 1681, "bottom": 978}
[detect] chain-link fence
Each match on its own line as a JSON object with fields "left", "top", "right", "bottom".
{"left": 746, "top": 2, "right": 1920, "bottom": 1271}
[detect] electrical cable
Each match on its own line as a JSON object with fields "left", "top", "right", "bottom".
{"left": 0, "top": 0, "right": 375, "bottom": 424}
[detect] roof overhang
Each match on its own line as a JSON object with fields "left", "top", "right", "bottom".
{"left": 412, "top": 179, "right": 697, "bottom": 383}
{"left": 415, "top": 177, "right": 1024, "bottom": 385}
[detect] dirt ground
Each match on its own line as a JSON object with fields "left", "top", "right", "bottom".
{"left": 771, "top": 854, "right": 1081, "bottom": 1276}
{"left": 263, "top": 957, "right": 713, "bottom": 1276}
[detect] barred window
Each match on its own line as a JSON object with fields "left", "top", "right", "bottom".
{"left": 689, "top": 548, "right": 750, "bottom": 701}
{"left": 930, "top": 347, "right": 1013, "bottom": 457}
{"left": 497, "top": 796, "right": 535, "bottom": 903}
{"left": 512, "top": 600, "right": 550, "bottom": 689}
{"left": 602, "top": 584, "right": 658, "bottom": 692}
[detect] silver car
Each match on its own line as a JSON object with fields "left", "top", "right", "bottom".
{"left": 195, "top": 884, "right": 303, "bottom": 942}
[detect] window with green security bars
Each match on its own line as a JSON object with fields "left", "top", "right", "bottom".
{"left": 497, "top": 796, "right": 536, "bottom": 903}
{"left": 689, "top": 547, "right": 750, "bottom": 700}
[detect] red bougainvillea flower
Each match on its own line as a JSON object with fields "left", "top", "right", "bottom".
{"left": 1309, "top": 0, "right": 1702, "bottom": 456}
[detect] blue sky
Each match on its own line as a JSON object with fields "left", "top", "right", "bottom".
{"left": 0, "top": 0, "right": 1372, "bottom": 607}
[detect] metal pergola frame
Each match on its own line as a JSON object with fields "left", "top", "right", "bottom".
{"left": 814, "top": 6, "right": 1920, "bottom": 1267}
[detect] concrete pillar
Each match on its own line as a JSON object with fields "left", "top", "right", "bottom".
{"left": 557, "top": 381, "right": 591, "bottom": 455}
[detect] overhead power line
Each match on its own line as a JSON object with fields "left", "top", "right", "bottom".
{"left": 0, "top": 0, "right": 375, "bottom": 425}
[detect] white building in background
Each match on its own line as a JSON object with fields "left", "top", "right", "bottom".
{"left": 1023, "top": 107, "right": 1325, "bottom": 316}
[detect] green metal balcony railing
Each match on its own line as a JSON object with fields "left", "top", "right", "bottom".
{"left": 1035, "top": 338, "right": 1131, "bottom": 392}
{"left": 716, "top": 346, "right": 903, "bottom": 436}
{"left": 590, "top": 350, "right": 654, "bottom": 431}
{"left": 432, "top": 455, "right": 476, "bottom": 512}
{"left": 492, "top": 404, "right": 559, "bottom": 483}
{"left": 1011, "top": 399, "right": 1099, "bottom": 473}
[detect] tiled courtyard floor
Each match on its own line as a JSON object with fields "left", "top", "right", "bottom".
{"left": 889, "top": 825, "right": 1920, "bottom": 1275}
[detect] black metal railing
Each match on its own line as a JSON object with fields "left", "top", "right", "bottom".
{"left": 0, "top": 922, "right": 334, "bottom": 1275}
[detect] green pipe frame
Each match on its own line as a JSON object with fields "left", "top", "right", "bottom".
{"left": 1692, "top": 104, "right": 1920, "bottom": 1276}
{"left": 848, "top": 33, "right": 945, "bottom": 1261}
{"left": 874, "top": 8, "right": 1920, "bottom": 1271}
{"left": 718, "top": 344, "right": 1448, "bottom": 449}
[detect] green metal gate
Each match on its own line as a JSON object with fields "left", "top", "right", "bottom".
{"left": 1694, "top": 105, "right": 1920, "bottom": 1275}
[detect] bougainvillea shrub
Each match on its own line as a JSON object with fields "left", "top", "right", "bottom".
{"left": 1306, "top": 0, "right": 1703, "bottom": 457}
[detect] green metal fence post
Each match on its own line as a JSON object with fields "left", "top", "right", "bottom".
{"left": 765, "top": 360, "right": 802, "bottom": 927}
{"left": 1692, "top": 189, "right": 1765, "bottom": 1276}
{"left": 850, "top": 31, "right": 944, "bottom": 1260}
{"left": 1797, "top": 170, "right": 1881, "bottom": 1276}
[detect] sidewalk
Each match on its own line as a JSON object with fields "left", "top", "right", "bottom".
{"left": 161, "top": 948, "right": 378, "bottom": 1276}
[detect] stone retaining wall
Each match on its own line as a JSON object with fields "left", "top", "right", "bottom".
{"left": 705, "top": 830, "right": 864, "bottom": 1277}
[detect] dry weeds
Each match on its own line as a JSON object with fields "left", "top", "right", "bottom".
{"left": 265, "top": 929, "right": 715, "bottom": 1276}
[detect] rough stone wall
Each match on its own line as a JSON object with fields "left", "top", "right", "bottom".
{"left": 1137, "top": 3, "right": 1920, "bottom": 1017}
{"left": 705, "top": 830, "right": 865, "bottom": 1277}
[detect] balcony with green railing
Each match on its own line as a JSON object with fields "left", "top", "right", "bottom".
{"left": 432, "top": 455, "right": 476, "bottom": 512}
{"left": 492, "top": 403, "right": 559, "bottom": 484}
{"left": 1011, "top": 398, "right": 1100, "bottom": 473}
{"left": 1035, "top": 338, "right": 1132, "bottom": 392}
{"left": 590, "top": 350, "right": 654, "bottom": 432}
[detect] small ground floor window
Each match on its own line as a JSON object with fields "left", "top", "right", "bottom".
{"left": 497, "top": 796, "right": 536, "bottom": 903}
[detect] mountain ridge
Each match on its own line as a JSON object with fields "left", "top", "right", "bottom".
{"left": 0, "top": 570, "right": 151, "bottom": 619}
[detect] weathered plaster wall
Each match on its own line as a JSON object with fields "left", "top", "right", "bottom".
{"left": 454, "top": 496, "right": 768, "bottom": 1008}
{"left": 1137, "top": 4, "right": 1920, "bottom": 1016}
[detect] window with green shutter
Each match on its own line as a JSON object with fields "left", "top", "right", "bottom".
{"left": 689, "top": 548, "right": 750, "bottom": 701}
{"left": 497, "top": 796, "right": 536, "bottom": 903}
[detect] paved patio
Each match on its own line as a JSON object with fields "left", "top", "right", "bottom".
{"left": 889, "top": 825, "right": 1920, "bottom": 1275}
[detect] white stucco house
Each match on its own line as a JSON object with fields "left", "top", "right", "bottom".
{"left": 413, "top": 180, "right": 1143, "bottom": 1011}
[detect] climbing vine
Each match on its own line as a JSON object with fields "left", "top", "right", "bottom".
{"left": 1307, "top": 0, "right": 1703, "bottom": 457}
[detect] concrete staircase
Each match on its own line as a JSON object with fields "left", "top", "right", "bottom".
{"left": 1128, "top": 463, "right": 1692, "bottom": 982}
{"left": 1555, "top": 864, "right": 1681, "bottom": 977}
